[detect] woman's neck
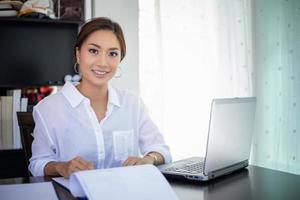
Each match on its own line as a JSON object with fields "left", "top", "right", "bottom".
{"left": 76, "top": 80, "right": 108, "bottom": 103}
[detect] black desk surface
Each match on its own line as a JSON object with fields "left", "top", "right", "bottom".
{"left": 1, "top": 165, "right": 300, "bottom": 200}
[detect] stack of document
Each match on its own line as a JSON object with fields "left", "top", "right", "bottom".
{"left": 53, "top": 164, "right": 179, "bottom": 200}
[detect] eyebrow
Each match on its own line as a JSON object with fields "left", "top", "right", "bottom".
{"left": 88, "top": 43, "right": 120, "bottom": 51}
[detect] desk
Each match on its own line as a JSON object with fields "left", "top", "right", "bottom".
{"left": 0, "top": 165, "right": 300, "bottom": 200}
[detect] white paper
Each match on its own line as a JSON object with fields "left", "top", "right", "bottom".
{"left": 53, "top": 165, "right": 179, "bottom": 200}
{"left": 0, "top": 182, "right": 58, "bottom": 200}
{"left": 53, "top": 176, "right": 85, "bottom": 197}
{"left": 52, "top": 177, "right": 69, "bottom": 190}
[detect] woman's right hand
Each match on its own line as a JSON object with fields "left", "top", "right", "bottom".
{"left": 54, "top": 156, "right": 94, "bottom": 178}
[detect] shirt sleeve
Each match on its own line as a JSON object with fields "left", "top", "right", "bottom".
{"left": 138, "top": 98, "right": 172, "bottom": 164}
{"left": 29, "top": 107, "right": 57, "bottom": 176}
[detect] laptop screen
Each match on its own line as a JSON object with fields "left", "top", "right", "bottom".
{"left": 204, "top": 97, "right": 256, "bottom": 175}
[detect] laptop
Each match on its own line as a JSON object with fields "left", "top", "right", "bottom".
{"left": 158, "top": 97, "right": 256, "bottom": 181}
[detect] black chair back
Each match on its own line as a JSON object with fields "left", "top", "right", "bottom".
{"left": 17, "top": 112, "right": 35, "bottom": 177}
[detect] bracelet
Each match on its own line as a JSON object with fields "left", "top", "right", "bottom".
{"left": 146, "top": 153, "right": 158, "bottom": 165}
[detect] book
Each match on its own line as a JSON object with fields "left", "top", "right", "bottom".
{"left": 1, "top": 96, "right": 13, "bottom": 149}
{"left": 0, "top": 10, "right": 17, "bottom": 17}
{"left": 21, "top": 97, "right": 28, "bottom": 112}
{"left": 0, "top": 3, "right": 12, "bottom": 9}
{"left": 7, "top": 89, "right": 22, "bottom": 149}
{"left": 52, "top": 165, "right": 179, "bottom": 200}
{"left": 0, "top": 2, "right": 19, "bottom": 17}
{"left": 0, "top": 1, "right": 23, "bottom": 10}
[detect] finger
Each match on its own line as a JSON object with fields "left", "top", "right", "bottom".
{"left": 75, "top": 157, "right": 93, "bottom": 170}
{"left": 135, "top": 160, "right": 143, "bottom": 165}
{"left": 122, "top": 157, "right": 133, "bottom": 166}
{"left": 125, "top": 158, "right": 139, "bottom": 166}
{"left": 70, "top": 158, "right": 89, "bottom": 171}
{"left": 136, "top": 157, "right": 151, "bottom": 165}
{"left": 80, "top": 159, "right": 95, "bottom": 170}
{"left": 71, "top": 160, "right": 86, "bottom": 170}
{"left": 70, "top": 165, "right": 81, "bottom": 173}
{"left": 122, "top": 158, "right": 131, "bottom": 166}
{"left": 123, "top": 157, "right": 137, "bottom": 166}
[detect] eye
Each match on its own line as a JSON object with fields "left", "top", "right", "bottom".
{"left": 89, "top": 48, "right": 98, "bottom": 55}
{"left": 108, "top": 51, "right": 119, "bottom": 57}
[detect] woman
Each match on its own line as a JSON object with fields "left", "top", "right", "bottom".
{"left": 29, "top": 17, "right": 171, "bottom": 178}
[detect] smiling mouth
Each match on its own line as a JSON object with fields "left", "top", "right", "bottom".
{"left": 91, "top": 69, "right": 109, "bottom": 76}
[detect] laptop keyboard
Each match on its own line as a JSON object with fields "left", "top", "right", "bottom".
{"left": 164, "top": 161, "right": 204, "bottom": 174}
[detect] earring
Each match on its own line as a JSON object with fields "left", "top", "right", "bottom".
{"left": 74, "top": 62, "right": 80, "bottom": 74}
{"left": 114, "top": 67, "right": 122, "bottom": 78}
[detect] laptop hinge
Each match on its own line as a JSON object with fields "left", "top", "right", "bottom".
{"left": 206, "top": 160, "right": 248, "bottom": 179}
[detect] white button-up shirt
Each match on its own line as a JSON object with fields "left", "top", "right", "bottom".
{"left": 29, "top": 82, "right": 171, "bottom": 176}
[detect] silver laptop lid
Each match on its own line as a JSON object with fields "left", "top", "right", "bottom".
{"left": 204, "top": 97, "right": 256, "bottom": 175}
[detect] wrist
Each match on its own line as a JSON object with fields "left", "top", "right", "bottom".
{"left": 44, "top": 161, "right": 62, "bottom": 176}
{"left": 145, "top": 153, "right": 158, "bottom": 165}
{"left": 54, "top": 162, "right": 66, "bottom": 176}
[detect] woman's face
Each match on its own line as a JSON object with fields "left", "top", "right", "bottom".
{"left": 76, "top": 30, "right": 121, "bottom": 87}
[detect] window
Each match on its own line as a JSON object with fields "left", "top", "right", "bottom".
{"left": 139, "top": 0, "right": 254, "bottom": 160}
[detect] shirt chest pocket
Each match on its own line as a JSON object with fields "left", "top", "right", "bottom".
{"left": 113, "top": 129, "right": 134, "bottom": 161}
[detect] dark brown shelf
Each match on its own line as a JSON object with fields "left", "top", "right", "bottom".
{"left": 0, "top": 16, "right": 82, "bottom": 25}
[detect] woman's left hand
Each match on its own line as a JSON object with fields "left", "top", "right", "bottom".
{"left": 122, "top": 156, "right": 155, "bottom": 166}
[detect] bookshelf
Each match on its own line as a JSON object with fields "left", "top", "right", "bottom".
{"left": 0, "top": 17, "right": 80, "bottom": 178}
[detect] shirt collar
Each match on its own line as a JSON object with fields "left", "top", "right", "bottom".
{"left": 61, "top": 81, "right": 84, "bottom": 108}
{"left": 108, "top": 85, "right": 121, "bottom": 107}
{"left": 61, "top": 81, "right": 121, "bottom": 108}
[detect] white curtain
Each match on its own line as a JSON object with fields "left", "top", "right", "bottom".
{"left": 251, "top": 0, "right": 300, "bottom": 174}
{"left": 139, "top": 0, "right": 254, "bottom": 160}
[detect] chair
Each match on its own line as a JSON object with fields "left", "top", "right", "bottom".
{"left": 0, "top": 149, "right": 28, "bottom": 179}
{"left": 17, "top": 111, "right": 35, "bottom": 177}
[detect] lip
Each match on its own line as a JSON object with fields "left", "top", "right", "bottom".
{"left": 91, "top": 69, "right": 109, "bottom": 78}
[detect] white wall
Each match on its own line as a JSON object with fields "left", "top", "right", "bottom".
{"left": 93, "top": 0, "right": 139, "bottom": 94}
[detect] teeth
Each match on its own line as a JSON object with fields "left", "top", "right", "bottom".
{"left": 93, "top": 70, "right": 107, "bottom": 75}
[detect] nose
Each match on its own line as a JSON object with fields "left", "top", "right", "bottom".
{"left": 97, "top": 51, "right": 108, "bottom": 67}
